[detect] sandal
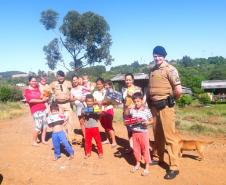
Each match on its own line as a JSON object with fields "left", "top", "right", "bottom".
{"left": 84, "top": 154, "right": 91, "bottom": 159}
{"left": 98, "top": 154, "right": 103, "bottom": 159}
{"left": 130, "top": 166, "right": 140, "bottom": 173}
{"left": 102, "top": 140, "right": 110, "bottom": 144}
{"left": 111, "top": 143, "right": 117, "bottom": 148}
{"left": 32, "top": 142, "right": 40, "bottom": 147}
{"left": 141, "top": 169, "right": 150, "bottom": 176}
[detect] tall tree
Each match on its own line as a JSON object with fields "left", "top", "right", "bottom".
{"left": 40, "top": 9, "right": 113, "bottom": 71}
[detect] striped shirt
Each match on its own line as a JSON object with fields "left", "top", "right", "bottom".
{"left": 129, "top": 107, "right": 152, "bottom": 132}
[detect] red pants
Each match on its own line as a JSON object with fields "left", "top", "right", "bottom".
{"left": 100, "top": 108, "right": 114, "bottom": 132}
{"left": 132, "top": 132, "right": 150, "bottom": 164}
{"left": 85, "top": 127, "right": 103, "bottom": 155}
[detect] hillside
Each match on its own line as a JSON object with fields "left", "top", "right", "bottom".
{"left": 0, "top": 71, "right": 26, "bottom": 78}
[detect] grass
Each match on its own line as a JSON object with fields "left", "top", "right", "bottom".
{"left": 0, "top": 102, "right": 27, "bottom": 120}
{"left": 176, "top": 102, "right": 226, "bottom": 136}
{"left": 113, "top": 102, "right": 226, "bottom": 137}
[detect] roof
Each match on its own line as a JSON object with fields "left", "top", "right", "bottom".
{"left": 111, "top": 73, "right": 149, "bottom": 82}
{"left": 201, "top": 80, "right": 226, "bottom": 89}
{"left": 182, "top": 86, "right": 193, "bottom": 95}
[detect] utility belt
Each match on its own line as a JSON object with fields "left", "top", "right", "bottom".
{"left": 151, "top": 96, "right": 175, "bottom": 110}
{"left": 56, "top": 99, "right": 70, "bottom": 104}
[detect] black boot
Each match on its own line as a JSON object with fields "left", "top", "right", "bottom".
{"left": 164, "top": 170, "right": 179, "bottom": 180}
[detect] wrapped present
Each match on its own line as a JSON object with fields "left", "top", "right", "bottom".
{"left": 84, "top": 107, "right": 94, "bottom": 114}
{"left": 124, "top": 117, "right": 145, "bottom": 127}
{"left": 84, "top": 106, "right": 101, "bottom": 115}
{"left": 124, "top": 87, "right": 135, "bottom": 107}
{"left": 42, "top": 86, "right": 52, "bottom": 98}
{"left": 47, "top": 114, "right": 65, "bottom": 127}
{"left": 43, "top": 89, "right": 52, "bottom": 98}
{"left": 93, "top": 105, "right": 101, "bottom": 113}
{"left": 105, "top": 89, "right": 123, "bottom": 105}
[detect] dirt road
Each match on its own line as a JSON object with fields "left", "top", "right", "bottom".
{"left": 0, "top": 113, "right": 226, "bottom": 185}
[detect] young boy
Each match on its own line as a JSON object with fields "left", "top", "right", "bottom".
{"left": 125, "top": 92, "right": 153, "bottom": 176}
{"left": 81, "top": 94, "right": 103, "bottom": 159}
{"left": 47, "top": 102, "right": 74, "bottom": 160}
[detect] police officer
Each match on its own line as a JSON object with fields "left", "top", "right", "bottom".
{"left": 147, "top": 46, "right": 182, "bottom": 179}
{"left": 50, "top": 70, "right": 77, "bottom": 144}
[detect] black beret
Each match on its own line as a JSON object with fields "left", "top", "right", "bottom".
{"left": 56, "top": 70, "right": 65, "bottom": 77}
{"left": 153, "top": 46, "right": 167, "bottom": 57}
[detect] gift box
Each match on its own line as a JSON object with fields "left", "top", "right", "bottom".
{"left": 105, "top": 90, "right": 123, "bottom": 105}
{"left": 84, "top": 106, "right": 101, "bottom": 115}
{"left": 93, "top": 105, "right": 101, "bottom": 113}
{"left": 124, "top": 117, "right": 145, "bottom": 126}
{"left": 84, "top": 107, "right": 94, "bottom": 114}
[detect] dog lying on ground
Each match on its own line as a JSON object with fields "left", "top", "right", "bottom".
{"left": 178, "top": 139, "right": 213, "bottom": 160}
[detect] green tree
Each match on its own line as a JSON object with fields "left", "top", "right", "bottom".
{"left": 40, "top": 9, "right": 113, "bottom": 71}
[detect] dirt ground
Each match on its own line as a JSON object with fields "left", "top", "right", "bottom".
{"left": 0, "top": 112, "right": 226, "bottom": 185}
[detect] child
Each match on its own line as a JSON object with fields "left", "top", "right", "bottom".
{"left": 39, "top": 76, "right": 51, "bottom": 144}
{"left": 81, "top": 94, "right": 103, "bottom": 159}
{"left": 47, "top": 102, "right": 74, "bottom": 160}
{"left": 125, "top": 92, "right": 153, "bottom": 176}
{"left": 82, "top": 74, "right": 92, "bottom": 96}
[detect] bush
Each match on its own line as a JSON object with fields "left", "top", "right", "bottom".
{"left": 10, "top": 86, "right": 23, "bottom": 101}
{"left": 0, "top": 85, "right": 23, "bottom": 102}
{"left": 176, "top": 94, "right": 192, "bottom": 107}
{"left": 0, "top": 86, "right": 12, "bottom": 102}
{"left": 198, "top": 93, "right": 211, "bottom": 105}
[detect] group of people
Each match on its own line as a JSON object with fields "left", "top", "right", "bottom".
{"left": 24, "top": 45, "right": 182, "bottom": 180}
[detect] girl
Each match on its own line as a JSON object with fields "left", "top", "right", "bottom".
{"left": 71, "top": 75, "right": 85, "bottom": 137}
{"left": 93, "top": 78, "right": 117, "bottom": 147}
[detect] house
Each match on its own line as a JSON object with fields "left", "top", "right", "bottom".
{"left": 111, "top": 73, "right": 192, "bottom": 95}
{"left": 201, "top": 80, "right": 226, "bottom": 92}
{"left": 201, "top": 80, "right": 226, "bottom": 101}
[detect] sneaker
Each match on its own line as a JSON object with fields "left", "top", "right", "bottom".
{"left": 130, "top": 166, "right": 140, "bottom": 173}
{"left": 141, "top": 169, "right": 150, "bottom": 176}
{"left": 53, "top": 156, "right": 61, "bottom": 161}
{"left": 164, "top": 170, "right": 179, "bottom": 180}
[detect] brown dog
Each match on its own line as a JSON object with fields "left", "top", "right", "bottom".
{"left": 178, "top": 139, "right": 213, "bottom": 160}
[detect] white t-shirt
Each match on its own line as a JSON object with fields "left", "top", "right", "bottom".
{"left": 93, "top": 89, "right": 113, "bottom": 111}
{"left": 71, "top": 86, "right": 85, "bottom": 116}
{"left": 71, "top": 87, "right": 84, "bottom": 104}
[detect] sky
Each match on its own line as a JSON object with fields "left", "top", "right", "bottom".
{"left": 0, "top": 0, "right": 226, "bottom": 73}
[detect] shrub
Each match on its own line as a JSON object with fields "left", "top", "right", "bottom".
{"left": 176, "top": 94, "right": 192, "bottom": 107}
{"left": 10, "top": 87, "right": 23, "bottom": 101}
{"left": 0, "top": 86, "right": 12, "bottom": 102}
{"left": 0, "top": 85, "right": 23, "bottom": 102}
{"left": 198, "top": 93, "right": 211, "bottom": 105}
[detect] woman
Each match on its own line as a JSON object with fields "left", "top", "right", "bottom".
{"left": 93, "top": 78, "right": 117, "bottom": 147}
{"left": 70, "top": 75, "right": 86, "bottom": 137}
{"left": 24, "top": 76, "right": 49, "bottom": 146}
{"left": 122, "top": 73, "right": 142, "bottom": 153}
